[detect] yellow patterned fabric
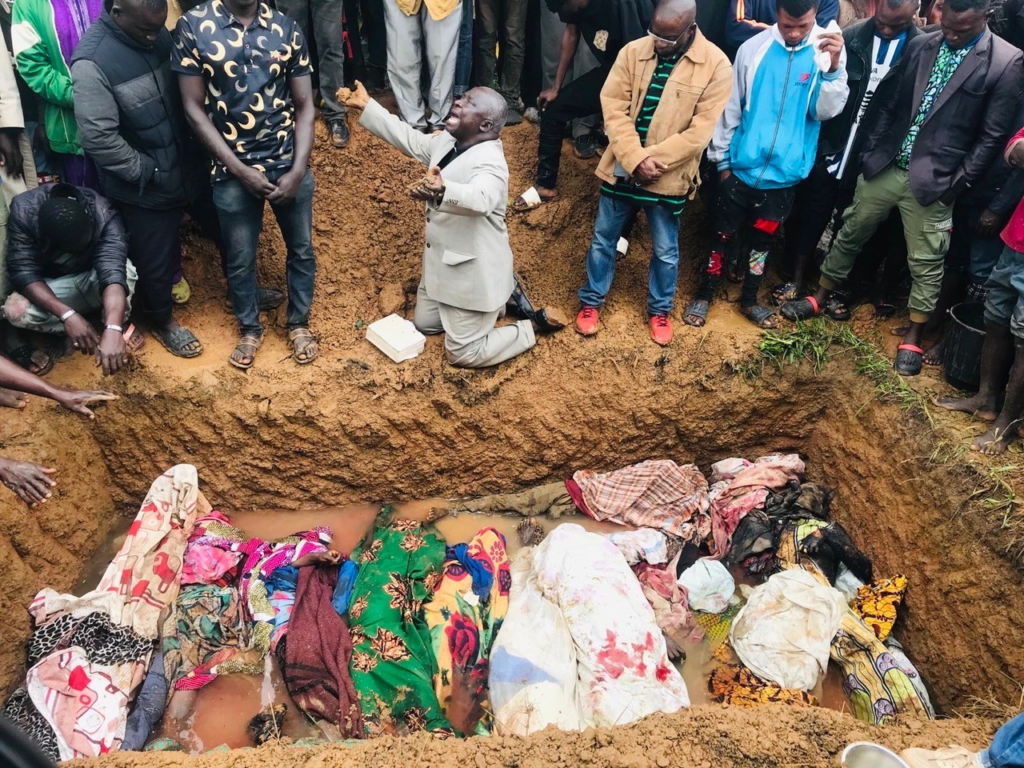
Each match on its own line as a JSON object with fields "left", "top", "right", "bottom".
{"left": 694, "top": 602, "right": 742, "bottom": 650}
{"left": 424, "top": 528, "right": 510, "bottom": 736}
{"left": 851, "top": 576, "right": 908, "bottom": 642}
{"left": 707, "top": 643, "right": 817, "bottom": 708}
{"left": 708, "top": 664, "right": 819, "bottom": 708}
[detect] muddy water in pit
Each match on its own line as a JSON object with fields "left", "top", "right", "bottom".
{"left": 74, "top": 502, "right": 850, "bottom": 754}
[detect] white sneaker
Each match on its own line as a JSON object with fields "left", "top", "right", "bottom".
{"left": 900, "top": 747, "right": 984, "bottom": 768}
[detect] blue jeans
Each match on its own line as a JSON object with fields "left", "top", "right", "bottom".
{"left": 985, "top": 245, "right": 1024, "bottom": 339}
{"left": 453, "top": 0, "right": 473, "bottom": 96}
{"left": 212, "top": 167, "right": 316, "bottom": 337}
{"left": 982, "top": 713, "right": 1024, "bottom": 768}
{"left": 970, "top": 235, "right": 1006, "bottom": 286}
{"left": 578, "top": 194, "right": 683, "bottom": 316}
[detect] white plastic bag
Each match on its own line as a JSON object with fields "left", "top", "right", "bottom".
{"left": 677, "top": 558, "right": 735, "bottom": 614}
{"left": 730, "top": 569, "right": 846, "bottom": 691}
{"left": 489, "top": 549, "right": 582, "bottom": 736}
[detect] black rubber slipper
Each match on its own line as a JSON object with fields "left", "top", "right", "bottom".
{"left": 826, "top": 291, "right": 852, "bottom": 321}
{"left": 894, "top": 344, "right": 924, "bottom": 376}
{"left": 781, "top": 296, "right": 820, "bottom": 321}
{"left": 155, "top": 326, "right": 203, "bottom": 359}
{"left": 743, "top": 305, "right": 779, "bottom": 329}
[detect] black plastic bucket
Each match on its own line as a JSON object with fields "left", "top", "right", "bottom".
{"left": 944, "top": 302, "right": 986, "bottom": 392}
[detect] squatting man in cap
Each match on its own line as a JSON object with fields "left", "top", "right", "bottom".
{"left": 340, "top": 81, "right": 566, "bottom": 368}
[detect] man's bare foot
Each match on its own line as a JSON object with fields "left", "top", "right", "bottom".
{"left": 0, "top": 388, "right": 27, "bottom": 409}
{"left": 935, "top": 394, "right": 998, "bottom": 421}
{"left": 292, "top": 549, "right": 343, "bottom": 567}
{"left": 512, "top": 185, "right": 559, "bottom": 211}
{"left": 971, "top": 425, "right": 1016, "bottom": 456}
{"left": 924, "top": 337, "right": 946, "bottom": 366}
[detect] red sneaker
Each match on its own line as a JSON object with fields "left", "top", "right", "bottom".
{"left": 575, "top": 307, "right": 599, "bottom": 336}
{"left": 650, "top": 314, "right": 672, "bottom": 346}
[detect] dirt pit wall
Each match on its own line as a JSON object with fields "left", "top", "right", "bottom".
{"left": 0, "top": 121, "right": 1021, "bottom": 766}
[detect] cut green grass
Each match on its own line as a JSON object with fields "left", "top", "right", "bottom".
{"left": 744, "top": 319, "right": 931, "bottom": 421}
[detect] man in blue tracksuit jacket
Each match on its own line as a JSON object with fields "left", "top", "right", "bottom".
{"left": 726, "top": 0, "right": 840, "bottom": 58}
{"left": 685, "top": 0, "right": 848, "bottom": 330}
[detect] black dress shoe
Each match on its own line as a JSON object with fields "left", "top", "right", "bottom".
{"left": 225, "top": 287, "right": 285, "bottom": 313}
{"left": 532, "top": 308, "right": 566, "bottom": 334}
{"left": 257, "top": 287, "right": 285, "bottom": 311}
{"left": 506, "top": 273, "right": 566, "bottom": 334}
{"left": 574, "top": 133, "right": 598, "bottom": 159}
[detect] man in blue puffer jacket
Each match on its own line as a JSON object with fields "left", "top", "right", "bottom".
{"left": 685, "top": 0, "right": 848, "bottom": 330}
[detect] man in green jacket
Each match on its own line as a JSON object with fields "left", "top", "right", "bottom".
{"left": 11, "top": 0, "right": 102, "bottom": 187}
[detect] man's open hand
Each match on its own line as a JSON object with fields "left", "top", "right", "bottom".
{"left": 337, "top": 81, "right": 370, "bottom": 110}
{"left": 53, "top": 388, "right": 118, "bottom": 419}
{"left": 410, "top": 166, "right": 444, "bottom": 202}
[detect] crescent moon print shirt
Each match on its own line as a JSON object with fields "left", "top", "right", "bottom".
{"left": 171, "top": 0, "right": 313, "bottom": 181}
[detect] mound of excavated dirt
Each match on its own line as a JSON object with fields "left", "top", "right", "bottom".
{"left": 3, "top": 115, "right": 1024, "bottom": 767}
{"left": 67, "top": 707, "right": 999, "bottom": 768}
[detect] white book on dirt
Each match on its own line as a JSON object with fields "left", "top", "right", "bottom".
{"left": 366, "top": 314, "right": 426, "bottom": 363}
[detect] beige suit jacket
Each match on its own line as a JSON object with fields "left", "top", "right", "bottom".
{"left": 360, "top": 99, "right": 515, "bottom": 314}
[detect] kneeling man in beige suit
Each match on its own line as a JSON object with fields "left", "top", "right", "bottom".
{"left": 341, "top": 82, "right": 564, "bottom": 368}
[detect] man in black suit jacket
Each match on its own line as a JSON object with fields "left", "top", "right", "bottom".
{"left": 780, "top": 0, "right": 922, "bottom": 308}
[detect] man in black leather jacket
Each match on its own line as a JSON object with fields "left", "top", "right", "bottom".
{"left": 2, "top": 183, "right": 136, "bottom": 376}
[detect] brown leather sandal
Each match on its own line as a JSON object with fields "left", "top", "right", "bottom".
{"left": 289, "top": 327, "right": 319, "bottom": 365}
{"left": 229, "top": 334, "right": 263, "bottom": 370}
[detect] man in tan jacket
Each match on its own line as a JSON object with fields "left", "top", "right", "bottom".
{"left": 575, "top": 0, "right": 731, "bottom": 345}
